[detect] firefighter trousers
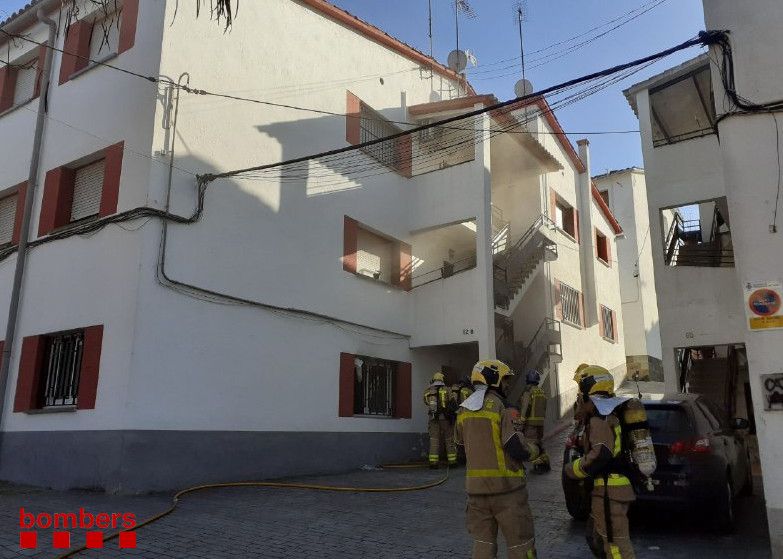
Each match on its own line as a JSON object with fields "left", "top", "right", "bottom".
{"left": 590, "top": 496, "right": 635, "bottom": 559}
{"left": 466, "top": 487, "right": 537, "bottom": 559}
{"left": 428, "top": 417, "right": 457, "bottom": 464}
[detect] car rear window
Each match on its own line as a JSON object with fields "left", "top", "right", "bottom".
{"left": 644, "top": 405, "right": 693, "bottom": 442}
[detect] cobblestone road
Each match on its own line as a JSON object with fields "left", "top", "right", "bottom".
{"left": 0, "top": 433, "right": 771, "bottom": 558}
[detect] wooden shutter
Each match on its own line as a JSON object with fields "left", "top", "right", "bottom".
{"left": 100, "top": 142, "right": 124, "bottom": 216}
{"left": 118, "top": 0, "right": 140, "bottom": 54}
{"left": 343, "top": 216, "right": 358, "bottom": 274}
{"left": 13, "top": 335, "right": 46, "bottom": 412}
{"left": 549, "top": 189, "right": 557, "bottom": 222}
{"left": 71, "top": 160, "right": 104, "bottom": 221}
{"left": 59, "top": 19, "right": 91, "bottom": 84}
{"left": 339, "top": 352, "right": 355, "bottom": 417}
{"left": 0, "top": 65, "right": 17, "bottom": 112}
{"left": 346, "top": 91, "right": 361, "bottom": 145}
{"left": 39, "top": 167, "right": 76, "bottom": 236}
{"left": 554, "top": 280, "right": 562, "bottom": 320}
{"left": 394, "top": 362, "right": 412, "bottom": 419}
{"left": 606, "top": 236, "right": 613, "bottom": 267}
{"left": 77, "top": 325, "right": 104, "bottom": 410}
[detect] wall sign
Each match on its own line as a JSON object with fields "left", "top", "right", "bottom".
{"left": 761, "top": 373, "right": 783, "bottom": 411}
{"left": 744, "top": 280, "right": 783, "bottom": 331}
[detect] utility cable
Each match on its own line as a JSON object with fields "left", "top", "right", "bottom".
{"left": 53, "top": 466, "right": 449, "bottom": 559}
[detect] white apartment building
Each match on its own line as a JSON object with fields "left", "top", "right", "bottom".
{"left": 0, "top": 0, "right": 625, "bottom": 492}
{"left": 594, "top": 168, "right": 664, "bottom": 381}
{"left": 625, "top": 1, "right": 783, "bottom": 553}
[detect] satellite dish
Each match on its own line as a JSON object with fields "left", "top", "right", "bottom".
{"left": 448, "top": 50, "right": 468, "bottom": 73}
{"left": 514, "top": 79, "right": 534, "bottom": 98}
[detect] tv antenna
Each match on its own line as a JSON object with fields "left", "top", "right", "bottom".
{"left": 512, "top": 2, "right": 534, "bottom": 121}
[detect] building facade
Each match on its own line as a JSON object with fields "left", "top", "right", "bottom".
{"left": 625, "top": 1, "right": 783, "bottom": 552}
{"left": 0, "top": 0, "right": 625, "bottom": 492}
{"left": 594, "top": 168, "right": 664, "bottom": 381}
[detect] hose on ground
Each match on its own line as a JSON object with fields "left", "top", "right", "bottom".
{"left": 54, "top": 464, "right": 449, "bottom": 559}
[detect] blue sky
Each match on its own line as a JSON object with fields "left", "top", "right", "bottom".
{"left": 0, "top": 0, "right": 706, "bottom": 172}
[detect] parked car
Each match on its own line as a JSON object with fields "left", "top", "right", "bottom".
{"left": 562, "top": 394, "right": 752, "bottom": 530}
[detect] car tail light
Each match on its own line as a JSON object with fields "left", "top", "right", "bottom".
{"left": 670, "top": 437, "right": 711, "bottom": 455}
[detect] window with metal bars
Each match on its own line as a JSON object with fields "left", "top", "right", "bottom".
{"left": 353, "top": 357, "right": 396, "bottom": 416}
{"left": 359, "top": 104, "right": 404, "bottom": 173}
{"left": 0, "top": 193, "right": 17, "bottom": 246}
{"left": 560, "top": 282, "right": 582, "bottom": 327}
{"left": 41, "top": 331, "right": 84, "bottom": 407}
{"left": 601, "top": 305, "right": 615, "bottom": 341}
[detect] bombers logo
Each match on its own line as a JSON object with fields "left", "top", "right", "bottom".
{"left": 19, "top": 507, "right": 137, "bottom": 550}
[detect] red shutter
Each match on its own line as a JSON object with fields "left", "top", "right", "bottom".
{"left": 598, "top": 306, "right": 605, "bottom": 338}
{"left": 12, "top": 182, "right": 27, "bottom": 245}
{"left": 118, "top": 0, "right": 139, "bottom": 54}
{"left": 611, "top": 310, "right": 618, "bottom": 342}
{"left": 77, "top": 325, "right": 103, "bottom": 410}
{"left": 549, "top": 189, "right": 557, "bottom": 222}
{"left": 578, "top": 292, "right": 586, "bottom": 328}
{"left": 343, "top": 216, "right": 358, "bottom": 274}
{"left": 100, "top": 142, "right": 124, "bottom": 217}
{"left": 346, "top": 91, "right": 361, "bottom": 145}
{"left": 0, "top": 65, "right": 17, "bottom": 113}
{"left": 606, "top": 236, "right": 612, "bottom": 267}
{"left": 394, "top": 361, "right": 412, "bottom": 419}
{"left": 39, "top": 167, "right": 76, "bottom": 236}
{"left": 59, "top": 20, "right": 91, "bottom": 85}
{"left": 554, "top": 280, "right": 562, "bottom": 320}
{"left": 33, "top": 45, "right": 47, "bottom": 99}
{"left": 573, "top": 209, "right": 580, "bottom": 244}
{"left": 14, "top": 335, "right": 46, "bottom": 412}
{"left": 339, "top": 352, "right": 355, "bottom": 417}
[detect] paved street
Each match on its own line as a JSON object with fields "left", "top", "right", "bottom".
{"left": 0, "top": 433, "right": 771, "bottom": 559}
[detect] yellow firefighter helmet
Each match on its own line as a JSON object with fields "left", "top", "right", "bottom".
{"left": 575, "top": 365, "right": 615, "bottom": 397}
{"left": 431, "top": 372, "right": 445, "bottom": 383}
{"left": 470, "top": 359, "right": 513, "bottom": 388}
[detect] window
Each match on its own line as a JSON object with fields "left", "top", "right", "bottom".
{"left": 649, "top": 64, "right": 715, "bottom": 147}
{"left": 0, "top": 193, "right": 18, "bottom": 246}
{"left": 88, "top": 15, "right": 121, "bottom": 61}
{"left": 343, "top": 216, "right": 412, "bottom": 290}
{"left": 662, "top": 198, "right": 733, "bottom": 267}
{"left": 596, "top": 229, "right": 610, "bottom": 264}
{"left": 552, "top": 196, "right": 577, "bottom": 241}
{"left": 600, "top": 305, "right": 616, "bottom": 342}
{"left": 39, "top": 142, "right": 124, "bottom": 236}
{"left": 0, "top": 51, "right": 42, "bottom": 113}
{"left": 558, "top": 282, "right": 583, "bottom": 327}
{"left": 13, "top": 325, "right": 104, "bottom": 412}
{"left": 41, "top": 331, "right": 84, "bottom": 407}
{"left": 338, "top": 352, "right": 411, "bottom": 419}
{"left": 71, "top": 159, "right": 105, "bottom": 222}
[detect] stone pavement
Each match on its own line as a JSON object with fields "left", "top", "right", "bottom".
{"left": 0, "top": 433, "right": 772, "bottom": 559}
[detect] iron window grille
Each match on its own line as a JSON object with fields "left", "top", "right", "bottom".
{"left": 354, "top": 357, "right": 396, "bottom": 417}
{"left": 41, "top": 331, "right": 84, "bottom": 407}
{"left": 560, "top": 282, "right": 582, "bottom": 327}
{"left": 601, "top": 306, "right": 615, "bottom": 341}
{"left": 359, "top": 104, "right": 404, "bottom": 173}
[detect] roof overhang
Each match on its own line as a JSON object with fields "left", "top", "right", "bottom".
{"left": 623, "top": 53, "right": 711, "bottom": 116}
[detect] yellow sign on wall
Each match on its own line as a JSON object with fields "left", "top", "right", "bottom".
{"left": 744, "top": 280, "right": 783, "bottom": 331}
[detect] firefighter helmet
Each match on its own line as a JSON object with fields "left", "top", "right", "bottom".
{"left": 470, "top": 360, "right": 513, "bottom": 388}
{"left": 575, "top": 365, "right": 615, "bottom": 397}
{"left": 431, "top": 372, "right": 445, "bottom": 384}
{"left": 526, "top": 369, "right": 542, "bottom": 386}
{"left": 573, "top": 363, "right": 590, "bottom": 384}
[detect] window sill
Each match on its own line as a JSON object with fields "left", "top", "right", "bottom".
{"left": 0, "top": 96, "right": 38, "bottom": 120}
{"left": 351, "top": 414, "right": 398, "bottom": 419}
{"left": 25, "top": 405, "right": 77, "bottom": 415}
{"left": 562, "top": 319, "right": 584, "bottom": 330}
{"left": 597, "top": 257, "right": 611, "bottom": 268}
{"left": 349, "top": 271, "right": 407, "bottom": 291}
{"left": 602, "top": 336, "right": 617, "bottom": 344}
{"left": 556, "top": 228, "right": 578, "bottom": 244}
{"left": 47, "top": 215, "right": 100, "bottom": 236}
{"left": 67, "top": 52, "right": 118, "bottom": 83}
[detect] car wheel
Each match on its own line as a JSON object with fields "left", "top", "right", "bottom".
{"left": 713, "top": 477, "right": 735, "bottom": 532}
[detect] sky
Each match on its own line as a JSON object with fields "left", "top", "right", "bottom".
{"left": 0, "top": 0, "right": 706, "bottom": 173}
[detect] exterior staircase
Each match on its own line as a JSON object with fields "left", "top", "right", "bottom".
{"left": 493, "top": 215, "right": 558, "bottom": 313}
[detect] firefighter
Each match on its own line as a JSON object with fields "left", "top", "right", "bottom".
{"left": 451, "top": 375, "right": 474, "bottom": 407}
{"left": 519, "top": 369, "right": 550, "bottom": 473}
{"left": 564, "top": 365, "right": 636, "bottom": 559}
{"left": 455, "top": 360, "right": 540, "bottom": 559}
{"left": 423, "top": 372, "right": 457, "bottom": 467}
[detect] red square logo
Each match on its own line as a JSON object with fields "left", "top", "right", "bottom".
{"left": 52, "top": 531, "right": 71, "bottom": 549}
{"left": 19, "top": 531, "right": 37, "bottom": 549}
{"left": 86, "top": 531, "right": 104, "bottom": 549}
{"left": 119, "top": 531, "right": 137, "bottom": 549}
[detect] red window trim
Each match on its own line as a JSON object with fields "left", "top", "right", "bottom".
{"left": 0, "top": 65, "right": 18, "bottom": 113}
{"left": 338, "top": 352, "right": 412, "bottom": 419}
{"left": 343, "top": 215, "right": 412, "bottom": 291}
{"left": 13, "top": 325, "right": 104, "bottom": 413}
{"left": 595, "top": 227, "right": 611, "bottom": 267}
{"left": 599, "top": 305, "right": 618, "bottom": 343}
{"left": 59, "top": 0, "right": 139, "bottom": 85}
{"left": 0, "top": 182, "right": 26, "bottom": 245}
{"left": 38, "top": 142, "right": 124, "bottom": 236}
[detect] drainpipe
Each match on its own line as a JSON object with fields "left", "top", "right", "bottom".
{"left": 0, "top": 10, "right": 57, "bottom": 429}
{"left": 577, "top": 139, "right": 598, "bottom": 327}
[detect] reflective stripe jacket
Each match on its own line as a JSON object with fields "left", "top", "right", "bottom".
{"left": 423, "top": 385, "right": 451, "bottom": 419}
{"left": 455, "top": 390, "right": 536, "bottom": 495}
{"left": 451, "top": 383, "right": 473, "bottom": 406}
{"left": 520, "top": 385, "right": 547, "bottom": 428}
{"left": 565, "top": 414, "right": 635, "bottom": 502}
